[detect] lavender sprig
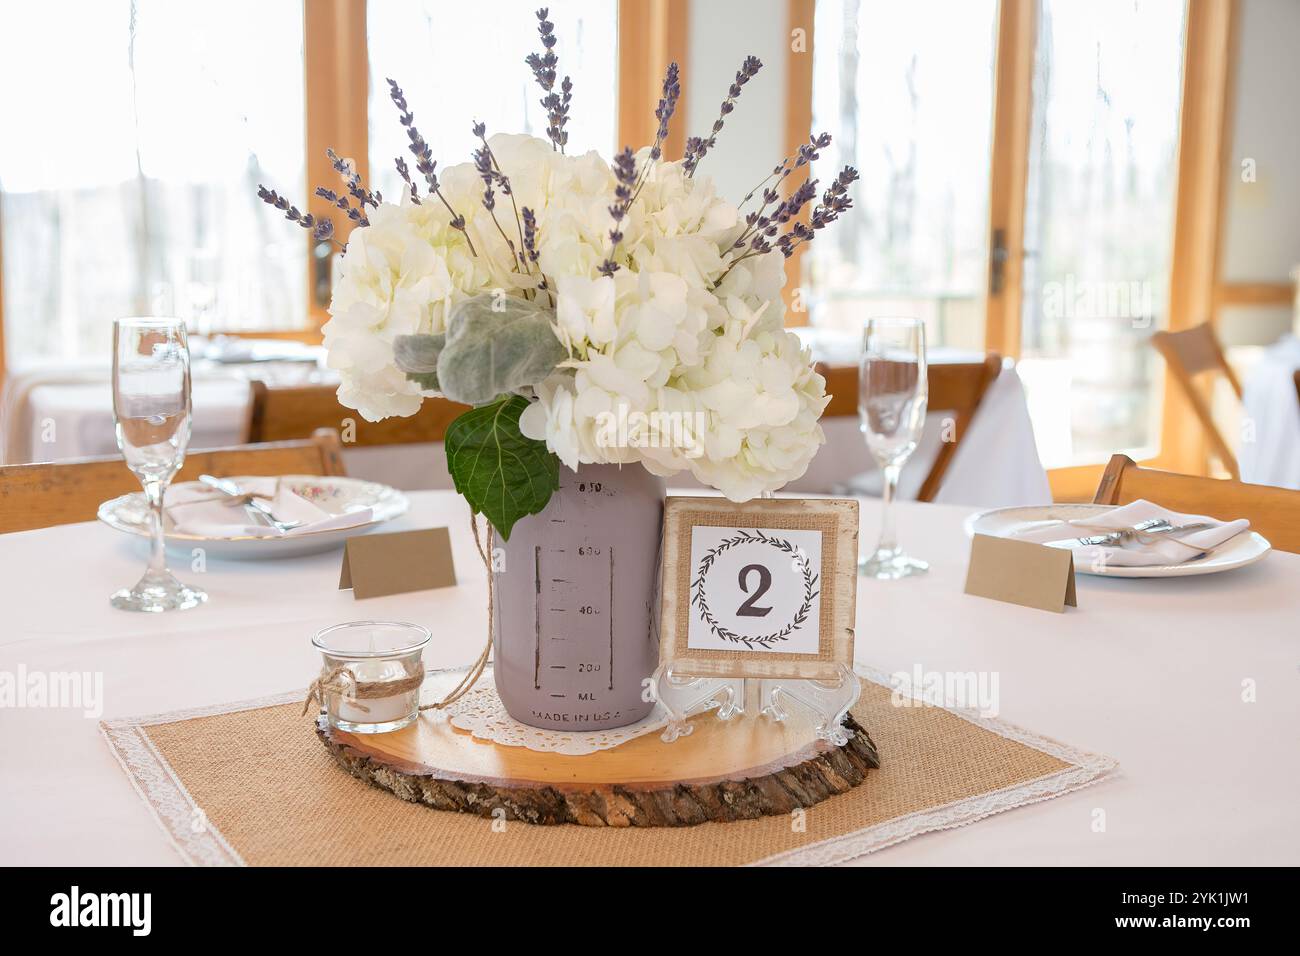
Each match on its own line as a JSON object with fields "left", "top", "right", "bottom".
{"left": 315, "top": 186, "right": 369, "bottom": 227}
{"left": 731, "top": 132, "right": 833, "bottom": 254}
{"left": 387, "top": 78, "right": 477, "bottom": 256}
{"left": 683, "top": 55, "right": 762, "bottom": 177}
{"left": 598, "top": 147, "right": 637, "bottom": 277}
{"left": 521, "top": 207, "right": 541, "bottom": 268}
{"left": 733, "top": 178, "right": 818, "bottom": 258}
{"left": 739, "top": 132, "right": 831, "bottom": 210}
{"left": 649, "top": 62, "right": 680, "bottom": 162}
{"left": 257, "top": 185, "right": 339, "bottom": 246}
{"left": 394, "top": 156, "right": 421, "bottom": 205}
{"left": 630, "top": 61, "right": 681, "bottom": 204}
{"left": 525, "top": 8, "right": 572, "bottom": 153}
{"left": 777, "top": 165, "right": 859, "bottom": 258}
{"left": 714, "top": 164, "right": 858, "bottom": 287}
{"left": 472, "top": 121, "right": 531, "bottom": 277}
{"left": 520, "top": 205, "right": 553, "bottom": 298}
{"left": 326, "top": 147, "right": 380, "bottom": 209}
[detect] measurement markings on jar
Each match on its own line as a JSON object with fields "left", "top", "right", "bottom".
{"left": 533, "top": 536, "right": 617, "bottom": 703}
{"left": 608, "top": 546, "right": 615, "bottom": 691}
{"left": 534, "top": 546, "right": 542, "bottom": 690}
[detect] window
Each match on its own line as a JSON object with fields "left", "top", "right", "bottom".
{"left": 806, "top": 0, "right": 999, "bottom": 352}
{"left": 1017, "top": 0, "right": 1186, "bottom": 468}
{"left": 807, "top": 0, "right": 1189, "bottom": 475}
{"left": 365, "top": 0, "right": 618, "bottom": 204}
{"left": 0, "top": 0, "right": 307, "bottom": 369}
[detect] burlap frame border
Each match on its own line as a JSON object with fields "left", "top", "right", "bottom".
{"left": 100, "top": 665, "right": 1117, "bottom": 867}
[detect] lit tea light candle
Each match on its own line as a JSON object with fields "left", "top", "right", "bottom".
{"left": 312, "top": 621, "right": 431, "bottom": 734}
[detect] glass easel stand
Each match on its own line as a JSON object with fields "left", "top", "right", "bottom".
{"left": 649, "top": 661, "right": 861, "bottom": 746}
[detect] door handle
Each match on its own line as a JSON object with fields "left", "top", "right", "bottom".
{"left": 989, "top": 228, "right": 1009, "bottom": 295}
{"left": 313, "top": 239, "right": 333, "bottom": 310}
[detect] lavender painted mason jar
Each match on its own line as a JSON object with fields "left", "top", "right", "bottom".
{"left": 492, "top": 463, "right": 663, "bottom": 730}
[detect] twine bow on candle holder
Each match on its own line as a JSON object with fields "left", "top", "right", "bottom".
{"left": 301, "top": 666, "right": 425, "bottom": 716}
{"left": 304, "top": 512, "right": 496, "bottom": 718}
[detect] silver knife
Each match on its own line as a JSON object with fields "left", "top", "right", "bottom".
{"left": 1047, "top": 521, "right": 1213, "bottom": 549}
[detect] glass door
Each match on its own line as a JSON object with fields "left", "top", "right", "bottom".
{"left": 1014, "top": 0, "right": 1188, "bottom": 468}
{"left": 807, "top": 0, "right": 1000, "bottom": 352}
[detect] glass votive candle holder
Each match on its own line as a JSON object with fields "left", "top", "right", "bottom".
{"left": 312, "top": 621, "right": 431, "bottom": 734}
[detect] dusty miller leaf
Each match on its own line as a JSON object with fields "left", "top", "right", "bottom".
{"left": 394, "top": 332, "right": 445, "bottom": 391}
{"left": 435, "top": 293, "right": 566, "bottom": 406}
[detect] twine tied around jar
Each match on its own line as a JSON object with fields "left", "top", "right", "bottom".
{"left": 304, "top": 512, "right": 495, "bottom": 717}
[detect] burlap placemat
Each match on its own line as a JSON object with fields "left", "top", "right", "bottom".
{"left": 101, "top": 666, "right": 1116, "bottom": 866}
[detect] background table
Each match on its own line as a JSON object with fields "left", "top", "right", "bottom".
{"left": 1, "top": 492, "right": 1295, "bottom": 865}
{"left": 1, "top": 341, "right": 1049, "bottom": 508}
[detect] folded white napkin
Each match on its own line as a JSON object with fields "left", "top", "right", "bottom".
{"left": 166, "top": 479, "right": 372, "bottom": 539}
{"left": 1008, "top": 499, "right": 1249, "bottom": 568}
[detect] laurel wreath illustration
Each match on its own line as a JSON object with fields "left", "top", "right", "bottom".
{"left": 691, "top": 530, "right": 820, "bottom": 649}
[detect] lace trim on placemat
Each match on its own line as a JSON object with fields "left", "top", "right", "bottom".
{"left": 749, "top": 664, "right": 1119, "bottom": 867}
{"left": 99, "top": 665, "right": 1119, "bottom": 867}
{"left": 444, "top": 684, "right": 668, "bottom": 754}
{"left": 97, "top": 671, "right": 464, "bottom": 867}
{"left": 99, "top": 721, "right": 248, "bottom": 867}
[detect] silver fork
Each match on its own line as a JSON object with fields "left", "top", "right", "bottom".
{"left": 197, "top": 474, "right": 303, "bottom": 533}
{"left": 1053, "top": 519, "right": 1213, "bottom": 549}
{"left": 1068, "top": 517, "right": 1170, "bottom": 547}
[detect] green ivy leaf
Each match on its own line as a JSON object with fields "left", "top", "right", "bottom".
{"left": 444, "top": 396, "right": 559, "bottom": 540}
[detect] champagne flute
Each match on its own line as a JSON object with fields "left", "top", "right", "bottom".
{"left": 858, "top": 317, "right": 929, "bottom": 579}
{"left": 110, "top": 318, "right": 207, "bottom": 612}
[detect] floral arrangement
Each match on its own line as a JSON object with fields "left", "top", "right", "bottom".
{"left": 259, "top": 9, "right": 857, "bottom": 539}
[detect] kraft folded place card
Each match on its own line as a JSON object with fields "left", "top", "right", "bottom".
{"left": 964, "top": 533, "right": 1077, "bottom": 613}
{"left": 339, "top": 528, "right": 456, "bottom": 599}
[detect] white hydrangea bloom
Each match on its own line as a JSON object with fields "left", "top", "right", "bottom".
{"left": 327, "top": 133, "right": 830, "bottom": 498}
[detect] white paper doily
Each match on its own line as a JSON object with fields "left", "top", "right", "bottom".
{"left": 443, "top": 684, "right": 669, "bottom": 755}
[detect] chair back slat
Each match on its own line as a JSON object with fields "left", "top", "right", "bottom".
{"left": 0, "top": 429, "right": 345, "bottom": 534}
{"left": 1093, "top": 453, "right": 1300, "bottom": 554}
{"left": 247, "top": 382, "right": 468, "bottom": 445}
{"left": 1151, "top": 322, "right": 1241, "bottom": 477}
{"left": 818, "top": 353, "right": 1002, "bottom": 501}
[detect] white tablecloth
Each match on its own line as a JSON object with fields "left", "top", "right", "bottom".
{"left": 1, "top": 493, "right": 1295, "bottom": 865}
{"left": 1240, "top": 334, "right": 1300, "bottom": 490}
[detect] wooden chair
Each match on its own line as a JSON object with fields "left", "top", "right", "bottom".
{"left": 1151, "top": 322, "right": 1242, "bottom": 478}
{"left": 247, "top": 381, "right": 469, "bottom": 445}
{"left": 1093, "top": 453, "right": 1300, "bottom": 554}
{"left": 0, "top": 429, "right": 345, "bottom": 535}
{"left": 818, "top": 353, "right": 1003, "bottom": 501}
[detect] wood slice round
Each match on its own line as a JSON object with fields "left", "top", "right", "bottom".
{"left": 315, "top": 705, "right": 880, "bottom": 828}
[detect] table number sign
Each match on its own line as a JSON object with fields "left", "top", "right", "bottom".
{"left": 659, "top": 496, "right": 859, "bottom": 680}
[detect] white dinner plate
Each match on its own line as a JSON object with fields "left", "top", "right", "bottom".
{"left": 963, "top": 503, "right": 1271, "bottom": 578}
{"left": 98, "top": 475, "right": 409, "bottom": 560}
